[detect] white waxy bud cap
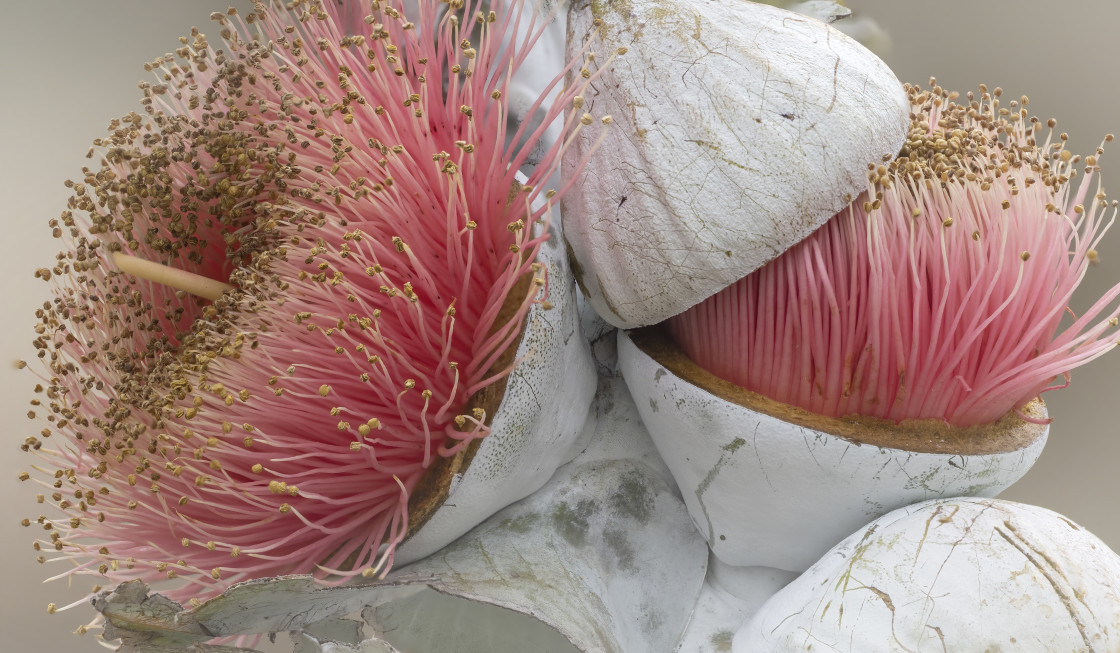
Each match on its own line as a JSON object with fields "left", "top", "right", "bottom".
{"left": 563, "top": 0, "right": 909, "bottom": 327}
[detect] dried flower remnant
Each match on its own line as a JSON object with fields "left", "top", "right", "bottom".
{"left": 670, "top": 82, "right": 1120, "bottom": 427}
{"left": 20, "top": 0, "right": 611, "bottom": 603}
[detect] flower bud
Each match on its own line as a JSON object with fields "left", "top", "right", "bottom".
{"left": 736, "top": 498, "right": 1120, "bottom": 651}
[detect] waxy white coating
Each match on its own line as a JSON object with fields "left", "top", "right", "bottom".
{"left": 563, "top": 0, "right": 909, "bottom": 328}
{"left": 618, "top": 329, "right": 1049, "bottom": 571}
{"left": 369, "top": 374, "right": 705, "bottom": 653}
{"left": 673, "top": 553, "right": 791, "bottom": 653}
{"left": 735, "top": 498, "right": 1120, "bottom": 652}
{"left": 374, "top": 456, "right": 706, "bottom": 652}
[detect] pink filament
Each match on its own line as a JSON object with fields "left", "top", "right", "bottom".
{"left": 670, "top": 86, "right": 1120, "bottom": 427}
{"left": 27, "top": 0, "right": 603, "bottom": 602}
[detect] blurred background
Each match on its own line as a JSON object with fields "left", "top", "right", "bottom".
{"left": 1, "top": 1, "right": 1117, "bottom": 651}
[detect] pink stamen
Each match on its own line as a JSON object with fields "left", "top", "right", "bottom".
{"left": 22, "top": 0, "right": 610, "bottom": 603}
{"left": 670, "top": 83, "right": 1120, "bottom": 427}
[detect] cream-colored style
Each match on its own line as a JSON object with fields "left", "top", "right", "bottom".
{"left": 735, "top": 498, "right": 1120, "bottom": 652}
{"left": 562, "top": 0, "right": 909, "bottom": 328}
{"left": 617, "top": 329, "right": 1049, "bottom": 571}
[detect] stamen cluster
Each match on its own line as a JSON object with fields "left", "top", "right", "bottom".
{"left": 20, "top": 0, "right": 606, "bottom": 603}
{"left": 670, "top": 81, "right": 1120, "bottom": 427}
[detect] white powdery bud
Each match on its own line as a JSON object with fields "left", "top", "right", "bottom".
{"left": 563, "top": 0, "right": 908, "bottom": 328}
{"left": 735, "top": 498, "right": 1120, "bottom": 652}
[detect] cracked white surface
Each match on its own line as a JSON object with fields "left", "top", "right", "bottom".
{"left": 562, "top": 0, "right": 908, "bottom": 328}
{"left": 734, "top": 498, "right": 1120, "bottom": 652}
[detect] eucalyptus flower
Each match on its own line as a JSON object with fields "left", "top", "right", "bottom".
{"left": 19, "top": 0, "right": 611, "bottom": 606}
{"left": 670, "top": 83, "right": 1120, "bottom": 426}
{"left": 621, "top": 82, "right": 1120, "bottom": 577}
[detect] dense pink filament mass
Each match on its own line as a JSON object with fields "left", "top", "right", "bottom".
{"left": 23, "top": 0, "right": 599, "bottom": 601}
{"left": 670, "top": 84, "right": 1120, "bottom": 427}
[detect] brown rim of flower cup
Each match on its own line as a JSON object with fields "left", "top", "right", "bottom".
{"left": 405, "top": 181, "right": 540, "bottom": 538}
{"left": 405, "top": 275, "right": 532, "bottom": 538}
{"left": 628, "top": 324, "right": 1047, "bottom": 457}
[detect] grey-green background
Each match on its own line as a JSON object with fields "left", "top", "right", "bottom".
{"left": 2, "top": 2, "right": 1116, "bottom": 651}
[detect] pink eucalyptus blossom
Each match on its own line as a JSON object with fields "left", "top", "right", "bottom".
{"left": 21, "top": 0, "right": 607, "bottom": 604}
{"left": 670, "top": 82, "right": 1120, "bottom": 427}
